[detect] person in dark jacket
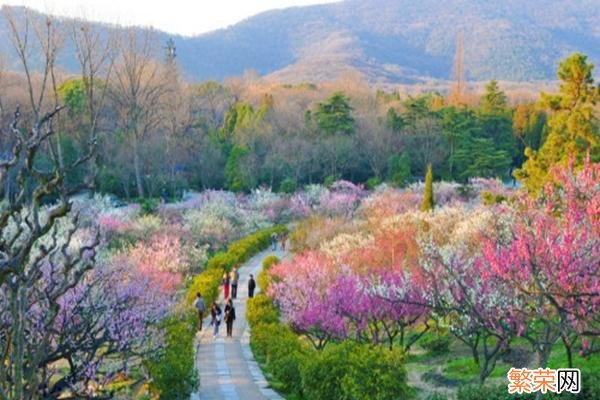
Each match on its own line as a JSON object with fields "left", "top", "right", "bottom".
{"left": 248, "top": 274, "right": 256, "bottom": 298}
{"left": 271, "top": 232, "right": 278, "bottom": 251}
{"left": 210, "top": 302, "right": 222, "bottom": 339}
{"left": 224, "top": 298, "right": 236, "bottom": 337}
{"left": 231, "top": 267, "right": 239, "bottom": 299}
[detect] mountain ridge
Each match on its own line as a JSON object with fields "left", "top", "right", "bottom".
{"left": 1, "top": 1, "right": 599, "bottom": 85}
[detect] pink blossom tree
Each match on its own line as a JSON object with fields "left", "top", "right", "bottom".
{"left": 480, "top": 158, "right": 600, "bottom": 369}
{"left": 269, "top": 252, "right": 347, "bottom": 350}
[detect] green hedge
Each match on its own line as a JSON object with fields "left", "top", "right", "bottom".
{"left": 149, "top": 226, "right": 286, "bottom": 399}
{"left": 187, "top": 226, "right": 286, "bottom": 306}
{"left": 247, "top": 293, "right": 279, "bottom": 327}
{"left": 257, "top": 255, "right": 280, "bottom": 292}
{"left": 301, "top": 341, "right": 411, "bottom": 400}
{"left": 146, "top": 312, "right": 198, "bottom": 399}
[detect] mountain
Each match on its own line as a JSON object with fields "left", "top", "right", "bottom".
{"left": 2, "top": 1, "right": 600, "bottom": 85}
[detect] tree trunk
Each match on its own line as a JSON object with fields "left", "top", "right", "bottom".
{"left": 10, "top": 285, "right": 24, "bottom": 400}
{"left": 132, "top": 134, "right": 145, "bottom": 198}
{"left": 561, "top": 335, "right": 574, "bottom": 368}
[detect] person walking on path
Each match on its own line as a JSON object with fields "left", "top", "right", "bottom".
{"left": 248, "top": 274, "right": 256, "bottom": 298}
{"left": 280, "top": 233, "right": 287, "bottom": 251}
{"left": 231, "top": 267, "right": 239, "bottom": 299}
{"left": 271, "top": 232, "right": 278, "bottom": 251}
{"left": 222, "top": 271, "right": 230, "bottom": 299}
{"left": 193, "top": 292, "right": 206, "bottom": 331}
{"left": 224, "top": 298, "right": 236, "bottom": 337}
{"left": 210, "top": 302, "right": 222, "bottom": 339}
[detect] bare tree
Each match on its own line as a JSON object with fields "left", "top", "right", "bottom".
{"left": 111, "top": 29, "right": 168, "bottom": 198}
{"left": 0, "top": 10, "right": 100, "bottom": 399}
{"left": 69, "top": 18, "right": 115, "bottom": 189}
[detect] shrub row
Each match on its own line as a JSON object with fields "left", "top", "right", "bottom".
{"left": 149, "top": 226, "right": 285, "bottom": 399}
{"left": 187, "top": 225, "right": 286, "bottom": 306}
{"left": 146, "top": 311, "right": 198, "bottom": 399}
{"left": 247, "top": 256, "right": 413, "bottom": 400}
{"left": 257, "top": 255, "right": 280, "bottom": 292}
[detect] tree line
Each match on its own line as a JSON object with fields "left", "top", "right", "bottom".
{"left": 1, "top": 10, "right": 598, "bottom": 201}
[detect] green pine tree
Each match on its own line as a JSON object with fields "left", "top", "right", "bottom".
{"left": 314, "top": 92, "right": 355, "bottom": 135}
{"left": 421, "top": 163, "right": 435, "bottom": 212}
{"left": 515, "top": 53, "right": 600, "bottom": 193}
{"left": 388, "top": 152, "right": 411, "bottom": 187}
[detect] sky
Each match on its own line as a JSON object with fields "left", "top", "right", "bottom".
{"left": 0, "top": 0, "right": 340, "bottom": 36}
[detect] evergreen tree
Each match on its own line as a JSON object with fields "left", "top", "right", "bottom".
{"left": 442, "top": 107, "right": 479, "bottom": 180}
{"left": 515, "top": 53, "right": 600, "bottom": 192}
{"left": 512, "top": 103, "right": 547, "bottom": 167}
{"left": 225, "top": 145, "right": 254, "bottom": 192}
{"left": 480, "top": 80, "right": 507, "bottom": 114}
{"left": 421, "top": 163, "right": 435, "bottom": 212}
{"left": 314, "top": 92, "right": 355, "bottom": 135}
{"left": 388, "top": 152, "right": 411, "bottom": 186}
{"left": 479, "top": 80, "right": 517, "bottom": 166}
{"left": 386, "top": 107, "right": 405, "bottom": 132}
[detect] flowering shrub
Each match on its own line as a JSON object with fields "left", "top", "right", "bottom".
{"left": 314, "top": 180, "right": 367, "bottom": 218}
{"left": 289, "top": 216, "right": 361, "bottom": 252}
{"left": 358, "top": 188, "right": 421, "bottom": 220}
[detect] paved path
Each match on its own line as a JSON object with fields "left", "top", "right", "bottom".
{"left": 192, "top": 248, "right": 287, "bottom": 400}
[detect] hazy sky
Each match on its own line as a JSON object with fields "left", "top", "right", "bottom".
{"left": 0, "top": 0, "right": 340, "bottom": 36}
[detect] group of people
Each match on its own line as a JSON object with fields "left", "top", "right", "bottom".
{"left": 192, "top": 268, "right": 258, "bottom": 339}
{"left": 193, "top": 234, "right": 286, "bottom": 339}
{"left": 271, "top": 232, "right": 287, "bottom": 251}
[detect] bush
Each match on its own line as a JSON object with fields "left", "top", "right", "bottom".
{"left": 258, "top": 255, "right": 279, "bottom": 291}
{"left": 139, "top": 198, "right": 159, "bottom": 215}
{"left": 482, "top": 190, "right": 507, "bottom": 205}
{"left": 188, "top": 226, "right": 287, "bottom": 305}
{"left": 257, "top": 269, "right": 272, "bottom": 292}
{"left": 146, "top": 312, "right": 198, "bottom": 399}
{"left": 279, "top": 178, "right": 297, "bottom": 194}
{"left": 366, "top": 176, "right": 382, "bottom": 190}
{"left": 250, "top": 321, "right": 307, "bottom": 396}
{"left": 262, "top": 255, "right": 280, "bottom": 270}
{"left": 186, "top": 268, "right": 222, "bottom": 306}
{"left": 205, "top": 226, "right": 286, "bottom": 271}
{"left": 581, "top": 370, "right": 600, "bottom": 400}
{"left": 456, "top": 381, "right": 598, "bottom": 400}
{"left": 420, "top": 331, "right": 452, "bottom": 355}
{"left": 246, "top": 294, "right": 279, "bottom": 326}
{"left": 340, "top": 343, "right": 412, "bottom": 400}
{"left": 250, "top": 322, "right": 301, "bottom": 360}
{"left": 269, "top": 350, "right": 306, "bottom": 396}
{"left": 323, "top": 174, "right": 340, "bottom": 188}
{"left": 301, "top": 342, "right": 411, "bottom": 400}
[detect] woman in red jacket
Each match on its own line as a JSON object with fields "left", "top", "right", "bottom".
{"left": 222, "top": 271, "right": 231, "bottom": 299}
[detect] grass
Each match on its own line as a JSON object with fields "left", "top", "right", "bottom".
{"left": 547, "top": 347, "right": 600, "bottom": 371}
{"left": 402, "top": 326, "right": 600, "bottom": 399}
{"left": 443, "top": 356, "right": 510, "bottom": 380}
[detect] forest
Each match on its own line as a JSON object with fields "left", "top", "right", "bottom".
{"left": 0, "top": 13, "right": 553, "bottom": 200}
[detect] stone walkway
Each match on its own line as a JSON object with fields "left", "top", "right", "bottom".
{"left": 192, "top": 248, "right": 287, "bottom": 400}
